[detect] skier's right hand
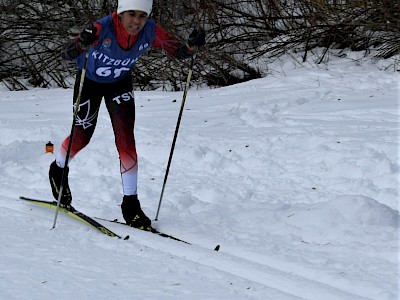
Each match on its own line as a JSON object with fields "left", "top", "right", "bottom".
{"left": 78, "top": 23, "right": 98, "bottom": 48}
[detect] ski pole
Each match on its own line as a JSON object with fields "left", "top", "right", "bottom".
{"left": 155, "top": 54, "right": 196, "bottom": 221}
{"left": 52, "top": 50, "right": 89, "bottom": 229}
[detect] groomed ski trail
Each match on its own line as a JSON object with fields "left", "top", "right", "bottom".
{"left": 15, "top": 201, "right": 371, "bottom": 300}
{"left": 116, "top": 226, "right": 373, "bottom": 300}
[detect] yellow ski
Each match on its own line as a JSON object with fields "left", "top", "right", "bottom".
{"left": 19, "top": 196, "right": 129, "bottom": 240}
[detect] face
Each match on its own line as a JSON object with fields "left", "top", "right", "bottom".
{"left": 119, "top": 10, "right": 148, "bottom": 35}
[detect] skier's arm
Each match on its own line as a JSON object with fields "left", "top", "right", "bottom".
{"left": 153, "top": 25, "right": 205, "bottom": 59}
{"left": 61, "top": 23, "right": 101, "bottom": 60}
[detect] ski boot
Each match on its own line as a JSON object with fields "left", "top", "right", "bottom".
{"left": 49, "top": 160, "right": 73, "bottom": 209}
{"left": 121, "top": 195, "right": 152, "bottom": 231}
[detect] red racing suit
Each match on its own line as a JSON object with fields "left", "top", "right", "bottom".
{"left": 57, "top": 12, "right": 193, "bottom": 196}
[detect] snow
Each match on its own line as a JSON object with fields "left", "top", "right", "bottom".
{"left": 0, "top": 53, "right": 399, "bottom": 299}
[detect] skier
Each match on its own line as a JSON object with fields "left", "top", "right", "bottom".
{"left": 48, "top": 0, "right": 205, "bottom": 231}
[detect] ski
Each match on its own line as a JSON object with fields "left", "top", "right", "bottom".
{"left": 96, "top": 217, "right": 221, "bottom": 251}
{"left": 20, "top": 196, "right": 220, "bottom": 251}
{"left": 19, "top": 196, "right": 129, "bottom": 240}
{"left": 95, "top": 217, "right": 191, "bottom": 245}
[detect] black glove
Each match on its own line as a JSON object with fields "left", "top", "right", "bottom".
{"left": 78, "top": 23, "right": 98, "bottom": 48}
{"left": 187, "top": 28, "right": 206, "bottom": 48}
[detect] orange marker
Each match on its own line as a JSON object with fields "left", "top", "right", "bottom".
{"left": 46, "top": 141, "right": 54, "bottom": 154}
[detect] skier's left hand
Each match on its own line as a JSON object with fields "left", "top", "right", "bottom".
{"left": 187, "top": 28, "right": 206, "bottom": 49}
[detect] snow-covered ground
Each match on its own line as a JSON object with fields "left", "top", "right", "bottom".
{"left": 0, "top": 53, "right": 399, "bottom": 299}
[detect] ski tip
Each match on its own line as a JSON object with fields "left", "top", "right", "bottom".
{"left": 123, "top": 235, "right": 130, "bottom": 240}
{"left": 214, "top": 245, "right": 220, "bottom": 251}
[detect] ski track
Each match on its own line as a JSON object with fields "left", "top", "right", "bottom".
{"left": 2, "top": 202, "right": 299, "bottom": 300}
{"left": 105, "top": 222, "right": 373, "bottom": 300}
{"left": 3, "top": 201, "right": 371, "bottom": 300}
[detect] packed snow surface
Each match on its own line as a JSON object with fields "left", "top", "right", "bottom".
{"left": 0, "top": 54, "right": 399, "bottom": 299}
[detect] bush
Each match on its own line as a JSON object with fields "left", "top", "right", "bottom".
{"left": 1, "top": 0, "right": 398, "bottom": 90}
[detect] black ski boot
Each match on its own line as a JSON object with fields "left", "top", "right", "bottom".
{"left": 121, "top": 195, "right": 152, "bottom": 231}
{"left": 49, "top": 160, "right": 72, "bottom": 208}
